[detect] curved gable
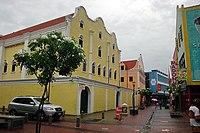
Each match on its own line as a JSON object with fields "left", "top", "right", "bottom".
{"left": 121, "top": 60, "right": 137, "bottom": 70}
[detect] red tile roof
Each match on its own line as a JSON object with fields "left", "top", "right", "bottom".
{"left": 121, "top": 60, "right": 137, "bottom": 70}
{"left": 0, "top": 13, "right": 74, "bottom": 40}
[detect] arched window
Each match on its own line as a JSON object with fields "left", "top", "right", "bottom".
{"left": 80, "top": 20, "right": 84, "bottom": 28}
{"left": 98, "top": 46, "right": 102, "bottom": 57}
{"left": 121, "top": 65, "right": 125, "bottom": 70}
{"left": 99, "top": 32, "right": 102, "bottom": 39}
{"left": 11, "top": 60, "right": 16, "bottom": 72}
{"left": 109, "top": 68, "right": 112, "bottom": 79}
{"left": 112, "top": 54, "right": 115, "bottom": 63}
{"left": 114, "top": 70, "right": 117, "bottom": 79}
{"left": 92, "top": 62, "right": 96, "bottom": 74}
{"left": 79, "top": 35, "right": 84, "bottom": 48}
{"left": 113, "top": 44, "right": 115, "bottom": 50}
{"left": 98, "top": 64, "right": 101, "bottom": 76}
{"left": 103, "top": 66, "right": 106, "bottom": 77}
{"left": 82, "top": 59, "right": 87, "bottom": 72}
{"left": 3, "top": 60, "right": 8, "bottom": 73}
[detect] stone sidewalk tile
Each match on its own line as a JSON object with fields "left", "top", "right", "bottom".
{"left": 148, "top": 107, "right": 192, "bottom": 133}
{"left": 0, "top": 106, "right": 193, "bottom": 133}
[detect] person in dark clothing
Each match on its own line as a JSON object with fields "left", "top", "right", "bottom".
{"left": 158, "top": 99, "right": 162, "bottom": 110}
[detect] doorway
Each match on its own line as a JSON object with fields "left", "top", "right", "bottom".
{"left": 80, "top": 87, "right": 90, "bottom": 113}
{"left": 116, "top": 91, "right": 120, "bottom": 107}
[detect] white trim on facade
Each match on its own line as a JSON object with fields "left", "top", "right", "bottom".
{"left": 106, "top": 88, "right": 108, "bottom": 111}
{"left": 77, "top": 83, "right": 81, "bottom": 115}
{"left": 0, "top": 43, "right": 5, "bottom": 80}
{"left": 65, "top": 18, "right": 71, "bottom": 37}
{"left": 120, "top": 89, "right": 122, "bottom": 106}
{"left": 88, "top": 30, "right": 94, "bottom": 79}
{"left": 3, "top": 23, "right": 67, "bottom": 48}
{"left": 21, "top": 33, "right": 30, "bottom": 79}
{"left": 126, "top": 90, "right": 129, "bottom": 104}
{"left": 157, "top": 72, "right": 168, "bottom": 79}
{"left": 107, "top": 42, "right": 110, "bottom": 83}
{"left": 138, "top": 70, "right": 140, "bottom": 89}
{"left": 157, "top": 81, "right": 169, "bottom": 86}
{"left": 90, "top": 84, "right": 94, "bottom": 113}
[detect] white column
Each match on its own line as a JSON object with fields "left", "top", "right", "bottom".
{"left": 77, "top": 84, "right": 81, "bottom": 115}
{"left": 107, "top": 42, "right": 110, "bottom": 83}
{"left": 126, "top": 90, "right": 128, "bottom": 104}
{"left": 119, "top": 50, "right": 121, "bottom": 86}
{"left": 21, "top": 34, "right": 30, "bottom": 79}
{"left": 120, "top": 89, "right": 122, "bottom": 105}
{"left": 90, "top": 85, "right": 94, "bottom": 113}
{"left": 105, "top": 88, "right": 108, "bottom": 111}
{"left": 138, "top": 70, "right": 140, "bottom": 90}
{"left": 65, "top": 19, "right": 70, "bottom": 37}
{"left": 88, "top": 30, "right": 94, "bottom": 79}
{"left": 0, "top": 41, "right": 5, "bottom": 80}
{"left": 62, "top": 28, "right": 66, "bottom": 37}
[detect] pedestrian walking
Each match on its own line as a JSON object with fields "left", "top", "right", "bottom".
{"left": 158, "top": 99, "right": 162, "bottom": 110}
{"left": 188, "top": 98, "right": 200, "bottom": 127}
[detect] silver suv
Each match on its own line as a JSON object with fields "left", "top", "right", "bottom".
{"left": 8, "top": 96, "right": 64, "bottom": 120}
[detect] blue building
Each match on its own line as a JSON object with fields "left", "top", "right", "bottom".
{"left": 145, "top": 70, "right": 169, "bottom": 97}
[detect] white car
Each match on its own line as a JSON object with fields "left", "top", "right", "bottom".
{"left": 8, "top": 96, "right": 64, "bottom": 121}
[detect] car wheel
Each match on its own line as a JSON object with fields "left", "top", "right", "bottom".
{"left": 36, "top": 110, "right": 46, "bottom": 121}
{"left": 53, "top": 116, "right": 61, "bottom": 121}
{"left": 41, "top": 111, "right": 46, "bottom": 121}
{"left": 9, "top": 109, "right": 17, "bottom": 116}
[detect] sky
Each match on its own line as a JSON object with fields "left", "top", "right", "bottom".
{"left": 0, "top": 0, "right": 199, "bottom": 74}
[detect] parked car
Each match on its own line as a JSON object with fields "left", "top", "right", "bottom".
{"left": 8, "top": 96, "right": 64, "bottom": 121}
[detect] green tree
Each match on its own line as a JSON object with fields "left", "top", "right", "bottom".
{"left": 14, "top": 31, "right": 85, "bottom": 133}
{"left": 144, "top": 88, "right": 153, "bottom": 106}
{"left": 138, "top": 88, "right": 152, "bottom": 108}
{"left": 167, "top": 83, "right": 182, "bottom": 112}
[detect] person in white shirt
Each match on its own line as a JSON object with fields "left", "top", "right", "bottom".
{"left": 189, "top": 98, "right": 200, "bottom": 127}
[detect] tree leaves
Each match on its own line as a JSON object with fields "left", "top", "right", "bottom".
{"left": 14, "top": 31, "right": 85, "bottom": 86}
{"left": 139, "top": 88, "right": 153, "bottom": 96}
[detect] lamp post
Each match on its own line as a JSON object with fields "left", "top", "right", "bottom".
{"left": 131, "top": 82, "right": 138, "bottom": 115}
{"left": 132, "top": 82, "right": 135, "bottom": 109}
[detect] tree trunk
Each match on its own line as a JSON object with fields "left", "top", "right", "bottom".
{"left": 35, "top": 84, "right": 48, "bottom": 133}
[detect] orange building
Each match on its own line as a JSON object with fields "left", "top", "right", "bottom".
{"left": 120, "top": 54, "right": 146, "bottom": 108}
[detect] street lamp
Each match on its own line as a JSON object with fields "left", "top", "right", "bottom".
{"left": 132, "top": 82, "right": 136, "bottom": 109}
{"left": 131, "top": 82, "right": 139, "bottom": 115}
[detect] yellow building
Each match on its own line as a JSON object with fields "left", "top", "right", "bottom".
{"left": 0, "top": 6, "right": 132, "bottom": 115}
{"left": 120, "top": 54, "right": 146, "bottom": 109}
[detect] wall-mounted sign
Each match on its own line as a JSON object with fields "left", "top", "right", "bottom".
{"left": 178, "top": 68, "right": 187, "bottom": 81}
{"left": 186, "top": 9, "right": 200, "bottom": 80}
{"left": 157, "top": 84, "right": 161, "bottom": 91}
{"left": 151, "top": 79, "right": 156, "bottom": 86}
{"left": 171, "top": 61, "right": 177, "bottom": 84}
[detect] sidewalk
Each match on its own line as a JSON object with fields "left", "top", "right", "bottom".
{"left": 0, "top": 106, "right": 192, "bottom": 133}
{"left": 149, "top": 107, "right": 192, "bottom": 133}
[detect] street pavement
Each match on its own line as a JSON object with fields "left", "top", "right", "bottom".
{"left": 150, "top": 107, "right": 192, "bottom": 133}
{"left": 0, "top": 105, "right": 192, "bottom": 133}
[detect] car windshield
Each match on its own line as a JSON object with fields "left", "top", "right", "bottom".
{"left": 34, "top": 98, "right": 51, "bottom": 104}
